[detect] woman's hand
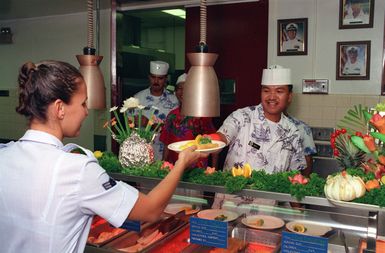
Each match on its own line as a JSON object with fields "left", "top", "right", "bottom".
{"left": 176, "top": 145, "right": 208, "bottom": 169}
{"left": 128, "top": 145, "right": 208, "bottom": 222}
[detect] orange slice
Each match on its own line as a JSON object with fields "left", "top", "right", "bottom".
{"left": 243, "top": 163, "right": 252, "bottom": 178}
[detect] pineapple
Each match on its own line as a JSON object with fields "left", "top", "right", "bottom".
{"left": 334, "top": 132, "right": 366, "bottom": 168}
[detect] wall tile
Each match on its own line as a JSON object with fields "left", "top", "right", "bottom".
{"left": 350, "top": 95, "right": 367, "bottom": 106}
{"left": 321, "top": 106, "right": 337, "bottom": 120}
{"left": 364, "top": 96, "right": 381, "bottom": 108}
{"left": 289, "top": 93, "right": 384, "bottom": 129}
{"left": 334, "top": 95, "right": 351, "bottom": 107}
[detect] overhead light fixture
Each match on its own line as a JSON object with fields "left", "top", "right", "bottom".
{"left": 181, "top": 0, "right": 220, "bottom": 117}
{"left": 76, "top": 0, "right": 106, "bottom": 109}
{"left": 161, "top": 9, "right": 186, "bottom": 19}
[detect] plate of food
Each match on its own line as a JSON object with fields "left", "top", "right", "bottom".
{"left": 164, "top": 203, "right": 200, "bottom": 215}
{"left": 168, "top": 135, "right": 226, "bottom": 154}
{"left": 286, "top": 220, "right": 332, "bottom": 237}
{"left": 241, "top": 215, "right": 285, "bottom": 230}
{"left": 197, "top": 209, "right": 239, "bottom": 222}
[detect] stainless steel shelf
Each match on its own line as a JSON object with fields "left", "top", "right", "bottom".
{"left": 109, "top": 173, "right": 381, "bottom": 253}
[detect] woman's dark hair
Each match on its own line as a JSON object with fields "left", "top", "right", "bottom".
{"left": 16, "top": 60, "right": 83, "bottom": 122}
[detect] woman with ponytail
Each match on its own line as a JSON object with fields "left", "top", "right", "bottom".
{"left": 0, "top": 60, "right": 206, "bottom": 253}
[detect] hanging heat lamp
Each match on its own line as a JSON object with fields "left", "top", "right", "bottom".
{"left": 76, "top": 0, "right": 106, "bottom": 109}
{"left": 181, "top": 0, "right": 220, "bottom": 117}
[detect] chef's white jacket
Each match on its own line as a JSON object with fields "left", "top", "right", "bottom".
{"left": 0, "top": 130, "right": 138, "bottom": 253}
{"left": 219, "top": 104, "right": 306, "bottom": 173}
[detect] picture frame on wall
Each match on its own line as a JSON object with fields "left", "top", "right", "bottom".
{"left": 339, "top": 0, "right": 374, "bottom": 29}
{"left": 277, "top": 18, "right": 308, "bottom": 56}
{"left": 336, "top": 41, "right": 371, "bottom": 80}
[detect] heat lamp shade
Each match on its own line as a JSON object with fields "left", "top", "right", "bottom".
{"left": 181, "top": 52, "right": 220, "bottom": 117}
{"left": 76, "top": 55, "right": 106, "bottom": 109}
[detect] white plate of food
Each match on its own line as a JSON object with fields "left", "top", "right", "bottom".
{"left": 286, "top": 220, "right": 332, "bottom": 236}
{"left": 168, "top": 140, "right": 226, "bottom": 154}
{"left": 241, "top": 215, "right": 285, "bottom": 230}
{"left": 164, "top": 203, "right": 200, "bottom": 215}
{"left": 197, "top": 209, "right": 239, "bottom": 222}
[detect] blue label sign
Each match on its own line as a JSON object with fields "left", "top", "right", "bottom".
{"left": 119, "top": 219, "right": 141, "bottom": 232}
{"left": 282, "top": 231, "right": 328, "bottom": 253}
{"left": 189, "top": 217, "right": 228, "bottom": 249}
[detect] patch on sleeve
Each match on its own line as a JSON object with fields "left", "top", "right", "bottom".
{"left": 102, "top": 177, "right": 117, "bottom": 190}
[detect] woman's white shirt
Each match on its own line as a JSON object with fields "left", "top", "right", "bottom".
{"left": 0, "top": 130, "right": 138, "bottom": 253}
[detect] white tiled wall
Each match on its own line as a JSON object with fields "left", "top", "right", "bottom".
{"left": 288, "top": 93, "right": 384, "bottom": 128}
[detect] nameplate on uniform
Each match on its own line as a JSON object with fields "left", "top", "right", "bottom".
{"left": 119, "top": 219, "right": 141, "bottom": 232}
{"left": 189, "top": 217, "right": 228, "bottom": 249}
{"left": 248, "top": 141, "right": 260, "bottom": 150}
{"left": 102, "top": 177, "right": 117, "bottom": 190}
{"left": 281, "top": 231, "right": 328, "bottom": 253}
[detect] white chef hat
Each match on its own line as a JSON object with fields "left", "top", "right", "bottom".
{"left": 261, "top": 65, "right": 291, "bottom": 86}
{"left": 150, "top": 61, "right": 169, "bottom": 76}
{"left": 286, "top": 23, "right": 298, "bottom": 31}
{"left": 176, "top": 73, "right": 187, "bottom": 86}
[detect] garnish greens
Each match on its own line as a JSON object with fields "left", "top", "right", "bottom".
{"left": 97, "top": 152, "right": 385, "bottom": 206}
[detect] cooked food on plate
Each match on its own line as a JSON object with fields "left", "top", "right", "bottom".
{"left": 214, "top": 214, "right": 228, "bottom": 221}
{"left": 248, "top": 218, "right": 264, "bottom": 226}
{"left": 292, "top": 223, "right": 307, "bottom": 233}
{"left": 179, "top": 134, "right": 219, "bottom": 150}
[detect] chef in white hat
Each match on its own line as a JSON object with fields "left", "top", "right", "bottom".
{"left": 211, "top": 65, "right": 306, "bottom": 209}
{"left": 134, "top": 61, "right": 178, "bottom": 160}
{"left": 282, "top": 22, "right": 303, "bottom": 52}
{"left": 212, "top": 64, "right": 305, "bottom": 173}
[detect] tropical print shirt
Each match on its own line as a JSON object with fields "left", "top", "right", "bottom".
{"left": 286, "top": 115, "right": 317, "bottom": 156}
{"left": 218, "top": 104, "right": 306, "bottom": 173}
{"left": 134, "top": 88, "right": 179, "bottom": 160}
{"left": 159, "top": 107, "right": 216, "bottom": 166}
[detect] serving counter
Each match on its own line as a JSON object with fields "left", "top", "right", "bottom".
{"left": 85, "top": 174, "right": 385, "bottom": 253}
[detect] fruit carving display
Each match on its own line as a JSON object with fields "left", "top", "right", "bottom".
{"left": 324, "top": 171, "right": 366, "bottom": 201}
{"left": 328, "top": 103, "right": 385, "bottom": 204}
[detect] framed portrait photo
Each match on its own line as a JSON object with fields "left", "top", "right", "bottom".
{"left": 277, "top": 18, "right": 308, "bottom": 56}
{"left": 336, "top": 41, "right": 371, "bottom": 80}
{"left": 339, "top": 0, "right": 374, "bottom": 29}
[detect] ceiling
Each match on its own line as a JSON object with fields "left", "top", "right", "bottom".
{"left": 0, "top": 0, "right": 111, "bottom": 20}
{"left": 0, "top": 0, "right": 184, "bottom": 28}
{"left": 0, "top": 0, "right": 244, "bottom": 21}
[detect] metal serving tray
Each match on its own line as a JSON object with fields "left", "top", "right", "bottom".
{"left": 232, "top": 226, "right": 281, "bottom": 253}
{"left": 104, "top": 214, "right": 189, "bottom": 253}
{"left": 87, "top": 220, "right": 128, "bottom": 248}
